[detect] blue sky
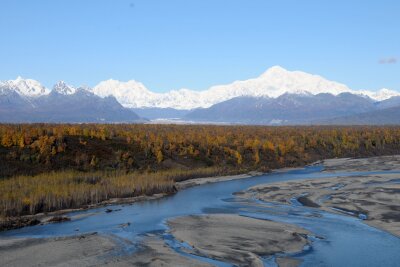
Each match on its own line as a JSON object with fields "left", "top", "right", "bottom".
{"left": 0, "top": 0, "right": 399, "bottom": 92}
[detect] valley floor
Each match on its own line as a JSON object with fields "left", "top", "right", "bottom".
{"left": 238, "top": 155, "right": 400, "bottom": 237}
{"left": 1, "top": 155, "right": 400, "bottom": 267}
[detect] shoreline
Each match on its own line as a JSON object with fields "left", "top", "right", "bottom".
{"left": 0, "top": 170, "right": 268, "bottom": 232}
{"left": 2, "top": 155, "right": 400, "bottom": 266}
{"left": 3, "top": 154, "right": 399, "bottom": 233}
{"left": 0, "top": 214, "right": 310, "bottom": 267}
{"left": 239, "top": 156, "right": 400, "bottom": 238}
{"left": 175, "top": 171, "right": 264, "bottom": 190}
{"left": 167, "top": 214, "right": 310, "bottom": 266}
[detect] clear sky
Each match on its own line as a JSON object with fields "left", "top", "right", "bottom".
{"left": 0, "top": 0, "right": 399, "bottom": 92}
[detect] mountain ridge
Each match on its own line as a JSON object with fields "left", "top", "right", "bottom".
{"left": 0, "top": 86, "right": 141, "bottom": 123}
{"left": 184, "top": 93, "right": 379, "bottom": 125}
{"left": 2, "top": 66, "right": 399, "bottom": 110}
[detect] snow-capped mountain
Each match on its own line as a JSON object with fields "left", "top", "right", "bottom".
{"left": 92, "top": 79, "right": 208, "bottom": 109}
{"left": 92, "top": 79, "right": 158, "bottom": 108}
{"left": 361, "top": 88, "right": 400, "bottom": 102}
{"left": 0, "top": 78, "right": 141, "bottom": 123}
{"left": 53, "top": 81, "right": 77, "bottom": 95}
{"left": 90, "top": 66, "right": 400, "bottom": 109}
{"left": 0, "top": 76, "right": 49, "bottom": 97}
{"left": 1, "top": 66, "right": 400, "bottom": 114}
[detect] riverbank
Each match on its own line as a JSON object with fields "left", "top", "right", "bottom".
{"left": 5, "top": 155, "right": 399, "bottom": 232}
{"left": 0, "top": 214, "right": 310, "bottom": 267}
{"left": 239, "top": 156, "right": 400, "bottom": 237}
{"left": 0, "top": 232, "right": 116, "bottom": 266}
{"left": 4, "top": 155, "right": 399, "bottom": 232}
{"left": 0, "top": 170, "right": 266, "bottom": 231}
{"left": 175, "top": 171, "right": 264, "bottom": 190}
{"left": 0, "top": 193, "right": 170, "bottom": 232}
{"left": 322, "top": 155, "right": 400, "bottom": 172}
{"left": 0, "top": 233, "right": 219, "bottom": 267}
{"left": 2, "top": 155, "right": 400, "bottom": 267}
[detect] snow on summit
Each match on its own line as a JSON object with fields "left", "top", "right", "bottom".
{"left": 362, "top": 88, "right": 400, "bottom": 101}
{"left": 91, "top": 79, "right": 157, "bottom": 108}
{"left": 2, "top": 67, "right": 400, "bottom": 109}
{"left": 0, "top": 77, "right": 50, "bottom": 97}
{"left": 53, "top": 81, "right": 77, "bottom": 95}
{"left": 90, "top": 66, "right": 400, "bottom": 109}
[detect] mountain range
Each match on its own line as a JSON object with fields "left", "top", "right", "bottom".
{"left": 184, "top": 93, "right": 400, "bottom": 125}
{"left": 1, "top": 66, "right": 400, "bottom": 124}
{"left": 0, "top": 81, "right": 140, "bottom": 123}
{"left": 91, "top": 66, "right": 400, "bottom": 109}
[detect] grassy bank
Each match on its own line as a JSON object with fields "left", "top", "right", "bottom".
{"left": 1, "top": 124, "right": 400, "bottom": 230}
{"left": 0, "top": 167, "right": 236, "bottom": 218}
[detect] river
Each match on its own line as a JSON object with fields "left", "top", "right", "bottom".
{"left": 2, "top": 165, "right": 400, "bottom": 266}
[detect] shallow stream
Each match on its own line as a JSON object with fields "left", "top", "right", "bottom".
{"left": 2, "top": 166, "right": 400, "bottom": 266}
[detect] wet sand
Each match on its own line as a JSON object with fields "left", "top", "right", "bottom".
{"left": 323, "top": 155, "right": 400, "bottom": 172}
{"left": 0, "top": 232, "right": 116, "bottom": 266}
{"left": 168, "top": 214, "right": 310, "bottom": 267}
{"left": 275, "top": 257, "right": 301, "bottom": 267}
{"left": 118, "top": 236, "right": 214, "bottom": 267}
{"left": 176, "top": 172, "right": 262, "bottom": 190}
{"left": 2, "top": 155, "right": 399, "bottom": 266}
{"left": 0, "top": 214, "right": 309, "bottom": 267}
{"left": 240, "top": 156, "right": 400, "bottom": 237}
{"left": 0, "top": 233, "right": 215, "bottom": 267}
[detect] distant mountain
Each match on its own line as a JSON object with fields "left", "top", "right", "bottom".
{"left": 322, "top": 106, "right": 400, "bottom": 125}
{"left": 1, "top": 67, "right": 400, "bottom": 124}
{"left": 52, "top": 81, "right": 78, "bottom": 95}
{"left": 131, "top": 107, "right": 191, "bottom": 120}
{"left": 0, "top": 89, "right": 35, "bottom": 122}
{"left": 0, "top": 76, "right": 49, "bottom": 97}
{"left": 376, "top": 96, "right": 400, "bottom": 110}
{"left": 0, "top": 87, "right": 34, "bottom": 109}
{"left": 185, "top": 93, "right": 377, "bottom": 124}
{"left": 370, "top": 88, "right": 400, "bottom": 102}
{"left": 0, "top": 81, "right": 141, "bottom": 123}
{"left": 90, "top": 66, "right": 400, "bottom": 110}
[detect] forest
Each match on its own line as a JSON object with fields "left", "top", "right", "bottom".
{"left": 1, "top": 124, "right": 400, "bottom": 223}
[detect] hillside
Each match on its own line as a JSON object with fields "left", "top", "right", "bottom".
{"left": 323, "top": 106, "right": 400, "bottom": 125}
{"left": 185, "top": 93, "right": 377, "bottom": 124}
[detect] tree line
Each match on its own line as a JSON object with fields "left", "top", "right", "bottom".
{"left": 1, "top": 124, "right": 400, "bottom": 219}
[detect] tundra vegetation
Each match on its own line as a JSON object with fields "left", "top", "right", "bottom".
{"left": 1, "top": 124, "right": 400, "bottom": 221}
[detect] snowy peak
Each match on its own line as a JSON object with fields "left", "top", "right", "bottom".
{"left": 92, "top": 79, "right": 155, "bottom": 108}
{"left": 88, "top": 66, "right": 399, "bottom": 109}
{"left": 367, "top": 88, "right": 400, "bottom": 101}
{"left": 257, "top": 66, "right": 351, "bottom": 96}
{"left": 195, "top": 66, "right": 352, "bottom": 107}
{"left": 0, "top": 77, "right": 49, "bottom": 97}
{"left": 3, "top": 66, "right": 400, "bottom": 110}
{"left": 259, "top": 65, "right": 289, "bottom": 77}
{"left": 53, "top": 81, "right": 77, "bottom": 95}
{"left": 93, "top": 79, "right": 151, "bottom": 96}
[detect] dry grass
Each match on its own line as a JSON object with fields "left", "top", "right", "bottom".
{"left": 0, "top": 167, "right": 232, "bottom": 217}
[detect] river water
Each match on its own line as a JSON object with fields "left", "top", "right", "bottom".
{"left": 2, "top": 166, "right": 400, "bottom": 266}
